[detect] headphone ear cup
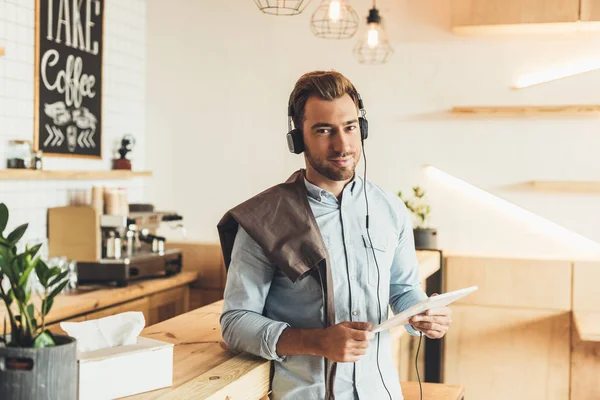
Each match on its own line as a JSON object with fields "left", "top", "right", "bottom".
{"left": 359, "top": 117, "right": 368, "bottom": 141}
{"left": 286, "top": 128, "right": 305, "bottom": 154}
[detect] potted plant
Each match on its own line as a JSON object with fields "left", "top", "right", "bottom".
{"left": 0, "top": 203, "right": 77, "bottom": 399}
{"left": 397, "top": 186, "right": 438, "bottom": 250}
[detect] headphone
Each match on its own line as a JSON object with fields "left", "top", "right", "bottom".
{"left": 286, "top": 93, "right": 369, "bottom": 154}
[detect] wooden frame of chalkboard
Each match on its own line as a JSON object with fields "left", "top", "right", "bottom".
{"left": 33, "top": 0, "right": 105, "bottom": 159}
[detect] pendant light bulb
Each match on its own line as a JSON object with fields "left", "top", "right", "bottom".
{"left": 353, "top": 7, "right": 393, "bottom": 65}
{"left": 311, "top": 0, "right": 360, "bottom": 39}
{"left": 367, "top": 23, "right": 379, "bottom": 47}
{"left": 329, "top": 0, "right": 341, "bottom": 22}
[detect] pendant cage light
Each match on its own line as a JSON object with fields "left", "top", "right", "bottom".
{"left": 353, "top": 6, "right": 393, "bottom": 65}
{"left": 254, "top": 0, "right": 312, "bottom": 16}
{"left": 310, "top": 0, "right": 360, "bottom": 39}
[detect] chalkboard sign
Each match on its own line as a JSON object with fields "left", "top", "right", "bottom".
{"left": 34, "top": 0, "right": 104, "bottom": 158}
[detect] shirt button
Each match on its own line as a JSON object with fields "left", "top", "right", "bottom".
{"left": 350, "top": 275, "right": 356, "bottom": 281}
{"left": 352, "top": 311, "right": 359, "bottom": 316}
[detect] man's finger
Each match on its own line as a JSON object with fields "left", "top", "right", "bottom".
{"left": 411, "top": 315, "right": 452, "bottom": 325}
{"left": 425, "top": 307, "right": 451, "bottom": 316}
{"left": 350, "top": 339, "right": 370, "bottom": 349}
{"left": 412, "top": 321, "right": 444, "bottom": 332}
{"left": 351, "top": 347, "right": 368, "bottom": 356}
{"left": 348, "top": 327, "right": 375, "bottom": 341}
{"left": 348, "top": 321, "right": 373, "bottom": 331}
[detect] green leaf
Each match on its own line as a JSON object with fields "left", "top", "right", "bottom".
{"left": 0, "top": 252, "right": 10, "bottom": 273}
{"left": 25, "top": 243, "right": 42, "bottom": 259}
{"left": 2, "top": 261, "right": 18, "bottom": 285}
{"left": 18, "top": 257, "right": 39, "bottom": 287}
{"left": 35, "top": 260, "right": 49, "bottom": 287}
{"left": 0, "top": 203, "right": 8, "bottom": 236}
{"left": 33, "top": 331, "right": 55, "bottom": 348}
{"left": 49, "top": 266, "right": 61, "bottom": 277}
{"left": 6, "top": 223, "right": 28, "bottom": 246}
{"left": 26, "top": 304, "right": 34, "bottom": 320}
{"left": 41, "top": 298, "right": 54, "bottom": 317}
{"left": 48, "top": 270, "right": 68, "bottom": 288}
{"left": 48, "top": 280, "right": 68, "bottom": 302}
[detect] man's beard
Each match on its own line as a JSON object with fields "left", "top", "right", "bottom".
{"left": 305, "top": 147, "right": 357, "bottom": 181}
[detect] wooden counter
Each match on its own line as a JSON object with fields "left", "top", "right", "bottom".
{"left": 0, "top": 272, "right": 198, "bottom": 330}
{"left": 417, "top": 250, "right": 441, "bottom": 282}
{"left": 127, "top": 254, "right": 442, "bottom": 400}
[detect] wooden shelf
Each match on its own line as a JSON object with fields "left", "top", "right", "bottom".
{"left": 0, "top": 169, "right": 152, "bottom": 180}
{"left": 452, "top": 21, "right": 600, "bottom": 36}
{"left": 526, "top": 181, "right": 600, "bottom": 193}
{"left": 451, "top": 105, "right": 600, "bottom": 116}
{"left": 574, "top": 311, "right": 600, "bottom": 342}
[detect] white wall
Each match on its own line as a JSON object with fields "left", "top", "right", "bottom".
{"left": 0, "top": 0, "right": 147, "bottom": 256}
{"left": 146, "top": 0, "right": 600, "bottom": 260}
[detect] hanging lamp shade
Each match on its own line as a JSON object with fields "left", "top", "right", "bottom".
{"left": 310, "top": 0, "right": 359, "bottom": 39}
{"left": 254, "top": 0, "right": 312, "bottom": 16}
{"left": 353, "top": 7, "right": 393, "bottom": 65}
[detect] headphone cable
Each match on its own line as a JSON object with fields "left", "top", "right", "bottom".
{"left": 416, "top": 331, "right": 423, "bottom": 400}
{"left": 362, "top": 139, "right": 392, "bottom": 400}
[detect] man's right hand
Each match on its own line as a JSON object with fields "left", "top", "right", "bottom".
{"left": 319, "top": 321, "right": 375, "bottom": 363}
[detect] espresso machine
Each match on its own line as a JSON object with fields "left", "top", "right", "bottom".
{"left": 48, "top": 205, "right": 184, "bottom": 287}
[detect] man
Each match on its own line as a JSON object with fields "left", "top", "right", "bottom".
{"left": 218, "top": 71, "right": 452, "bottom": 400}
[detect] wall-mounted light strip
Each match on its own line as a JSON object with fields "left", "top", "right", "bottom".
{"left": 513, "top": 59, "right": 600, "bottom": 89}
{"left": 424, "top": 165, "right": 600, "bottom": 253}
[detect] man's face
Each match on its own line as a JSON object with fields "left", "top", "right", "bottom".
{"left": 302, "top": 94, "right": 362, "bottom": 182}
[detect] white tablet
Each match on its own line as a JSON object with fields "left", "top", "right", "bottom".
{"left": 370, "top": 286, "right": 478, "bottom": 333}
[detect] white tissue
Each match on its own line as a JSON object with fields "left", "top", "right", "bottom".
{"left": 60, "top": 311, "right": 146, "bottom": 352}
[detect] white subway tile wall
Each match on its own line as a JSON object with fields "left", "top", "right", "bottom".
{"left": 0, "top": 0, "right": 147, "bottom": 257}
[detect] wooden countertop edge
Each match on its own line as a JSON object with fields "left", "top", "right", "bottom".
{"left": 0, "top": 271, "right": 199, "bottom": 327}
{"left": 573, "top": 310, "right": 600, "bottom": 342}
{"left": 152, "top": 354, "right": 271, "bottom": 400}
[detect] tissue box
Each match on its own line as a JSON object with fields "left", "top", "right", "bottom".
{"left": 78, "top": 337, "right": 174, "bottom": 400}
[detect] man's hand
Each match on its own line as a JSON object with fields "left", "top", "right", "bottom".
{"left": 408, "top": 293, "right": 452, "bottom": 339}
{"left": 319, "top": 321, "right": 375, "bottom": 363}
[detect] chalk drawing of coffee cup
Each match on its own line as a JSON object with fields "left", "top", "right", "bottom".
{"left": 66, "top": 125, "right": 78, "bottom": 152}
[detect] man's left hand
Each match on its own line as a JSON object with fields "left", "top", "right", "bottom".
{"left": 408, "top": 293, "right": 452, "bottom": 339}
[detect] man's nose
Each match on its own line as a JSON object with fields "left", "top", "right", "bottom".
{"left": 332, "top": 129, "right": 352, "bottom": 153}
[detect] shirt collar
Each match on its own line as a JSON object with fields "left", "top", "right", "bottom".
{"left": 303, "top": 173, "right": 362, "bottom": 203}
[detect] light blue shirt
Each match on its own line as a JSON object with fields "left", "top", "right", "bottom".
{"left": 220, "top": 174, "right": 428, "bottom": 400}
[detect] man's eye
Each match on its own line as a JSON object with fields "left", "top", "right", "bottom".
{"left": 317, "top": 129, "right": 331, "bottom": 134}
{"left": 346, "top": 125, "right": 357, "bottom": 132}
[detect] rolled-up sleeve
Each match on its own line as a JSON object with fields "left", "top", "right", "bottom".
{"left": 220, "top": 226, "right": 290, "bottom": 361}
{"left": 388, "top": 199, "right": 429, "bottom": 336}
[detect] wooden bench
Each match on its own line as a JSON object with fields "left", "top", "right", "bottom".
{"left": 401, "top": 381, "right": 465, "bottom": 400}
